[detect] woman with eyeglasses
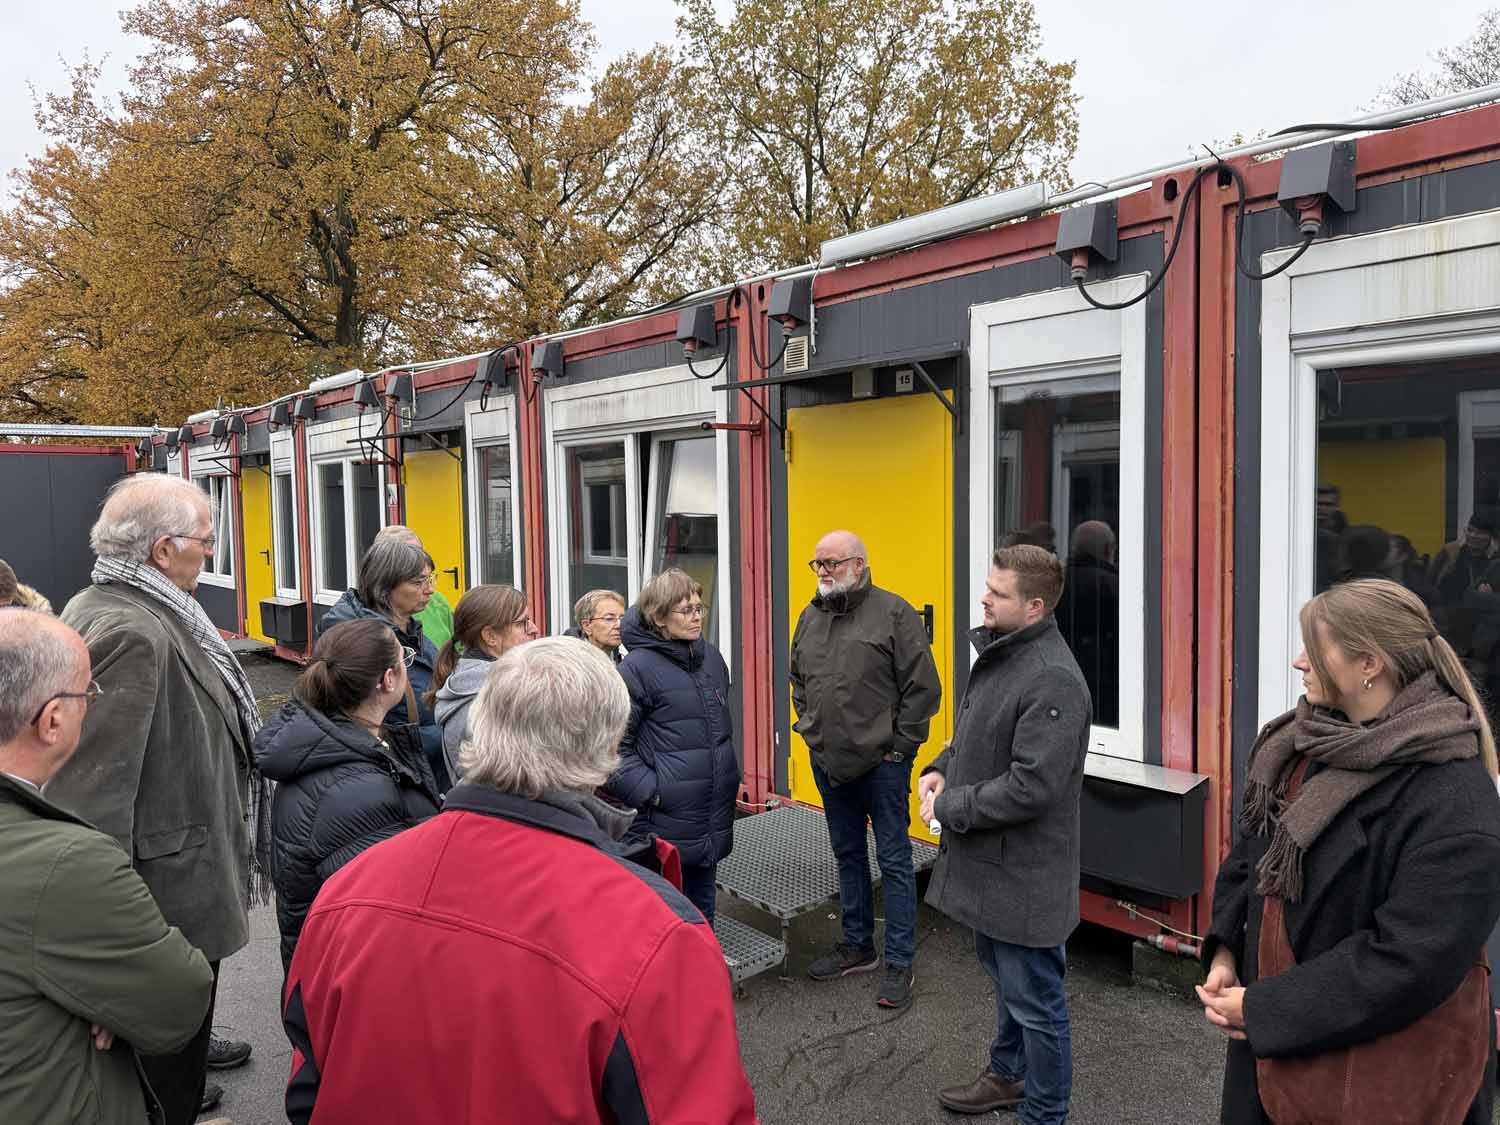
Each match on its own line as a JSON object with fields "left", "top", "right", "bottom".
{"left": 608, "top": 568, "right": 739, "bottom": 925}
{"left": 429, "top": 584, "right": 539, "bottom": 783}
{"left": 567, "top": 589, "right": 627, "bottom": 663}
{"left": 254, "top": 618, "right": 440, "bottom": 971}
{"left": 318, "top": 537, "right": 450, "bottom": 791}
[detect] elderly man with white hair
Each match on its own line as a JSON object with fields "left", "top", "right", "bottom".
{"left": 282, "top": 637, "right": 757, "bottom": 1125}
{"left": 46, "top": 474, "right": 266, "bottom": 1125}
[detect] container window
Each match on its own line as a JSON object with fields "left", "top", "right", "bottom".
{"left": 566, "top": 442, "right": 629, "bottom": 600}
{"left": 479, "top": 443, "right": 519, "bottom": 586}
{"left": 273, "top": 470, "right": 298, "bottom": 592}
{"left": 648, "top": 435, "right": 720, "bottom": 646}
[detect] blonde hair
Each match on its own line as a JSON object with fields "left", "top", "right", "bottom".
{"left": 636, "top": 569, "right": 703, "bottom": 636}
{"left": 1301, "top": 578, "right": 1498, "bottom": 780}
{"left": 573, "top": 589, "right": 625, "bottom": 628}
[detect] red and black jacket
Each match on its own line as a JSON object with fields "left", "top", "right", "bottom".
{"left": 282, "top": 783, "right": 756, "bottom": 1124}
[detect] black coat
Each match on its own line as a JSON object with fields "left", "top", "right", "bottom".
{"left": 606, "top": 608, "right": 739, "bottom": 868}
{"left": 1206, "top": 752, "right": 1500, "bottom": 1125}
{"left": 254, "top": 700, "right": 441, "bottom": 969}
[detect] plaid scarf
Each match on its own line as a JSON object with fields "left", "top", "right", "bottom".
{"left": 1241, "top": 671, "right": 1479, "bottom": 902}
{"left": 91, "top": 556, "right": 274, "bottom": 906}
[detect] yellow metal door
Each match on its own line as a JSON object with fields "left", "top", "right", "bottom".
{"left": 404, "top": 450, "right": 466, "bottom": 599}
{"left": 786, "top": 393, "right": 953, "bottom": 841}
{"left": 241, "top": 469, "right": 276, "bottom": 644}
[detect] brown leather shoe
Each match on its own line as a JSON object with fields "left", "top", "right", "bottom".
{"left": 937, "top": 1070, "right": 1025, "bottom": 1114}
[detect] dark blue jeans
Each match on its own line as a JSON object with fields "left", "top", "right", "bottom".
{"left": 680, "top": 862, "right": 719, "bottom": 926}
{"left": 975, "top": 932, "right": 1072, "bottom": 1125}
{"left": 810, "top": 756, "right": 917, "bottom": 967}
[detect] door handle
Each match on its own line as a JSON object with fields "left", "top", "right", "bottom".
{"left": 443, "top": 566, "right": 460, "bottom": 589}
{"left": 921, "top": 603, "right": 934, "bottom": 644}
{"left": 259, "top": 549, "right": 271, "bottom": 564}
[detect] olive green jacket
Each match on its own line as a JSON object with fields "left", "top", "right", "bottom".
{"left": 0, "top": 774, "right": 213, "bottom": 1125}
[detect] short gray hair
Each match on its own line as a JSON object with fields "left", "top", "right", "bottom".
{"left": 90, "top": 475, "right": 209, "bottom": 562}
{"left": 0, "top": 611, "right": 84, "bottom": 744}
{"left": 459, "top": 637, "right": 628, "bottom": 797}
{"left": 355, "top": 537, "right": 431, "bottom": 614}
{"left": 573, "top": 588, "right": 625, "bottom": 627}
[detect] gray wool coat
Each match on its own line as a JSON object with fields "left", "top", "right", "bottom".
{"left": 49, "top": 582, "right": 252, "bottom": 964}
{"left": 925, "top": 618, "right": 1092, "bottom": 949}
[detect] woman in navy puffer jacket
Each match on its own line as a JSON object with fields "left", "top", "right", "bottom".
{"left": 608, "top": 569, "right": 739, "bottom": 924}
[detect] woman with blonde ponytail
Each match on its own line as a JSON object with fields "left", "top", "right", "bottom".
{"left": 1200, "top": 578, "right": 1500, "bottom": 1125}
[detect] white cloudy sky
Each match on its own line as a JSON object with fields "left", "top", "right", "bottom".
{"left": 0, "top": 0, "right": 1492, "bottom": 198}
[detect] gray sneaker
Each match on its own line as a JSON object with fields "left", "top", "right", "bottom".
{"left": 807, "top": 942, "right": 880, "bottom": 981}
{"left": 876, "top": 964, "right": 914, "bottom": 1009}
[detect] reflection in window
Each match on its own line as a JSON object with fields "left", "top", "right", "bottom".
{"left": 1314, "top": 358, "right": 1500, "bottom": 716}
{"left": 480, "top": 444, "right": 518, "bottom": 586}
{"left": 194, "top": 476, "right": 234, "bottom": 578}
{"left": 317, "top": 463, "right": 347, "bottom": 592}
{"left": 351, "top": 462, "right": 383, "bottom": 565}
{"left": 566, "top": 442, "right": 629, "bottom": 601}
{"left": 651, "top": 436, "right": 719, "bottom": 646}
{"left": 995, "top": 375, "right": 1121, "bottom": 727}
{"left": 274, "top": 471, "right": 297, "bottom": 591}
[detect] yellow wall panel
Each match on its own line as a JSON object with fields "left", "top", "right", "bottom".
{"left": 785, "top": 394, "right": 953, "bottom": 841}
{"left": 1318, "top": 437, "right": 1447, "bottom": 558}
{"left": 403, "top": 450, "right": 466, "bottom": 599}
{"left": 241, "top": 469, "right": 276, "bottom": 644}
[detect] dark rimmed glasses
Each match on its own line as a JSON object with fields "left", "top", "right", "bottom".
{"left": 31, "top": 680, "right": 103, "bottom": 725}
{"left": 808, "top": 557, "right": 859, "bottom": 573}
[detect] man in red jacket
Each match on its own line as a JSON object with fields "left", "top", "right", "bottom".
{"left": 282, "top": 636, "right": 756, "bottom": 1125}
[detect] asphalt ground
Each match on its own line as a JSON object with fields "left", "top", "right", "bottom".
{"left": 225, "top": 651, "right": 1230, "bottom": 1123}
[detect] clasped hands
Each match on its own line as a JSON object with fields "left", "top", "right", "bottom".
{"left": 1195, "top": 947, "right": 1247, "bottom": 1040}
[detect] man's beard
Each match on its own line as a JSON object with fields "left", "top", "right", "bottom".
{"left": 818, "top": 574, "right": 857, "bottom": 597}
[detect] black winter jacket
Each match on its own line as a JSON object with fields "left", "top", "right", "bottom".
{"left": 606, "top": 608, "right": 739, "bottom": 867}
{"left": 1206, "top": 744, "right": 1500, "bottom": 1125}
{"left": 254, "top": 700, "right": 441, "bottom": 969}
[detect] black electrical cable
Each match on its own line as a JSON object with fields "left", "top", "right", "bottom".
{"left": 725, "top": 284, "right": 794, "bottom": 372}
{"left": 1269, "top": 121, "right": 1403, "bottom": 137}
{"left": 477, "top": 344, "right": 520, "bottom": 412}
{"left": 1218, "top": 162, "right": 1317, "bottom": 281}
{"left": 1072, "top": 163, "right": 1220, "bottom": 312}
{"left": 407, "top": 367, "right": 474, "bottom": 424}
{"left": 686, "top": 348, "right": 730, "bottom": 380}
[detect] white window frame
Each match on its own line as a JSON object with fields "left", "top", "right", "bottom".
{"left": 463, "top": 396, "right": 524, "bottom": 590}
{"left": 187, "top": 444, "right": 235, "bottom": 589}
{"left": 270, "top": 431, "right": 301, "bottom": 598}
{"left": 1257, "top": 207, "right": 1500, "bottom": 728}
{"left": 305, "top": 416, "right": 387, "bottom": 603}
{"left": 579, "top": 453, "right": 631, "bottom": 566}
{"left": 1458, "top": 389, "right": 1500, "bottom": 525}
{"left": 969, "top": 276, "right": 1149, "bottom": 761}
{"left": 543, "top": 365, "right": 730, "bottom": 666}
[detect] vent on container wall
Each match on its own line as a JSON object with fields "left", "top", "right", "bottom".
{"left": 782, "top": 335, "right": 810, "bottom": 374}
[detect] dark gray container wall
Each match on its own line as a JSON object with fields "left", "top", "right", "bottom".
{"left": 0, "top": 450, "right": 127, "bottom": 612}
{"left": 196, "top": 582, "right": 239, "bottom": 634}
{"left": 769, "top": 234, "right": 1166, "bottom": 775}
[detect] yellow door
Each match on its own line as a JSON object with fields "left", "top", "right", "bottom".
{"left": 241, "top": 468, "right": 276, "bottom": 644}
{"left": 786, "top": 393, "right": 954, "bottom": 841}
{"left": 403, "top": 450, "right": 466, "bottom": 600}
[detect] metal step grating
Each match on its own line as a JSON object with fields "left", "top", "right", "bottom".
{"left": 715, "top": 804, "right": 938, "bottom": 921}
{"left": 714, "top": 915, "right": 787, "bottom": 984}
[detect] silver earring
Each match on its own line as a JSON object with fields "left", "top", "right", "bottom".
{"left": 1363, "top": 678, "right": 1372, "bottom": 691}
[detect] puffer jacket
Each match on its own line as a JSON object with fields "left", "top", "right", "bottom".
{"left": 317, "top": 589, "right": 448, "bottom": 791}
{"left": 606, "top": 608, "right": 739, "bottom": 867}
{"left": 254, "top": 700, "right": 440, "bottom": 969}
{"left": 433, "top": 654, "right": 494, "bottom": 783}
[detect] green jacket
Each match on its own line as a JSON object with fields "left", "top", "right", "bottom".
{"left": 0, "top": 774, "right": 213, "bottom": 1125}
{"left": 789, "top": 569, "right": 942, "bottom": 785}
{"left": 416, "top": 590, "right": 454, "bottom": 652}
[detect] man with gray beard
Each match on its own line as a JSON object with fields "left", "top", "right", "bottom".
{"left": 790, "top": 529, "right": 941, "bottom": 1009}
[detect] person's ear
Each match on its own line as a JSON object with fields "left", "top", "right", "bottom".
{"left": 149, "top": 535, "right": 175, "bottom": 569}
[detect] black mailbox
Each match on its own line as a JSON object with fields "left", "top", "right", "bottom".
{"left": 1079, "top": 755, "right": 1208, "bottom": 901}
{"left": 260, "top": 598, "right": 308, "bottom": 648}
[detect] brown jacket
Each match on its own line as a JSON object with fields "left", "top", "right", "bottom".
{"left": 50, "top": 582, "right": 252, "bottom": 963}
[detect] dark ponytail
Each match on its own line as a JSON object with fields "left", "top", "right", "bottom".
{"left": 425, "top": 584, "right": 527, "bottom": 708}
{"left": 295, "top": 618, "right": 402, "bottom": 717}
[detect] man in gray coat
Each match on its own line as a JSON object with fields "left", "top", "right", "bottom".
{"left": 918, "top": 544, "right": 1091, "bottom": 1122}
{"left": 48, "top": 475, "right": 261, "bottom": 1125}
{"left": 791, "top": 529, "right": 941, "bottom": 1010}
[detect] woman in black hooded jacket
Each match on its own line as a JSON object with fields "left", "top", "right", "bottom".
{"left": 255, "top": 618, "right": 440, "bottom": 970}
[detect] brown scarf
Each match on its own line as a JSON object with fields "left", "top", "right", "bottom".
{"left": 1241, "top": 671, "right": 1480, "bottom": 902}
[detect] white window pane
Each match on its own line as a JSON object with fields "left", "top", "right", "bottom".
{"left": 567, "top": 442, "right": 629, "bottom": 599}
{"left": 274, "top": 472, "right": 297, "bottom": 590}
{"left": 480, "top": 444, "right": 517, "bottom": 586}
{"left": 318, "top": 463, "right": 347, "bottom": 591}
{"left": 651, "top": 436, "right": 719, "bottom": 646}
{"left": 996, "top": 375, "right": 1121, "bottom": 728}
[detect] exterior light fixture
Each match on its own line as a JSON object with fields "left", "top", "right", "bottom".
{"left": 1054, "top": 200, "right": 1119, "bottom": 281}
{"left": 177, "top": 424, "right": 195, "bottom": 447}
{"left": 1277, "top": 140, "right": 1356, "bottom": 237}
{"left": 482, "top": 347, "right": 518, "bottom": 391}
{"left": 152, "top": 444, "right": 169, "bottom": 471}
{"left": 819, "top": 182, "right": 1047, "bottom": 266}
{"left": 210, "top": 417, "right": 229, "bottom": 440}
{"left": 385, "top": 372, "right": 414, "bottom": 405}
{"left": 531, "top": 340, "right": 565, "bottom": 381}
{"left": 269, "top": 401, "right": 291, "bottom": 429}
{"left": 353, "top": 378, "right": 381, "bottom": 411}
{"left": 767, "top": 277, "right": 811, "bottom": 331}
{"left": 676, "top": 304, "right": 718, "bottom": 356}
{"left": 164, "top": 429, "right": 180, "bottom": 451}
{"left": 225, "top": 414, "right": 246, "bottom": 436}
{"left": 293, "top": 396, "right": 318, "bottom": 422}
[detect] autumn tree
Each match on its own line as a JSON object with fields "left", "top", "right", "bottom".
{"left": 0, "top": 0, "right": 720, "bottom": 424}
{"left": 1372, "top": 8, "right": 1500, "bottom": 106}
{"left": 676, "top": 0, "right": 1079, "bottom": 272}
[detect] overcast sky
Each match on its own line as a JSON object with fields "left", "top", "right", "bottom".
{"left": 0, "top": 0, "right": 1492, "bottom": 200}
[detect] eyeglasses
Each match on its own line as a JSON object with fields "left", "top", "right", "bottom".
{"left": 405, "top": 574, "right": 436, "bottom": 591}
{"left": 399, "top": 647, "right": 417, "bottom": 667}
{"left": 174, "top": 533, "right": 216, "bottom": 551}
{"left": 808, "top": 557, "right": 859, "bottom": 573}
{"left": 30, "top": 680, "right": 103, "bottom": 725}
{"left": 585, "top": 614, "right": 623, "bottom": 626}
{"left": 671, "top": 604, "right": 705, "bottom": 618}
